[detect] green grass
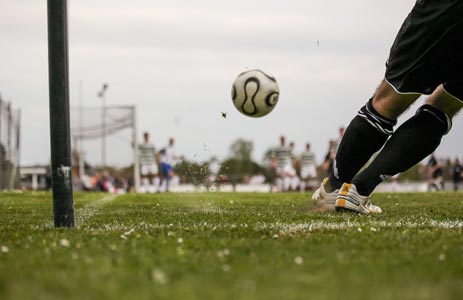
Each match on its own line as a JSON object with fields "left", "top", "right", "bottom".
{"left": 1, "top": 191, "right": 462, "bottom": 300}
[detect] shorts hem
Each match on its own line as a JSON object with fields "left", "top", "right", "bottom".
{"left": 384, "top": 78, "right": 424, "bottom": 95}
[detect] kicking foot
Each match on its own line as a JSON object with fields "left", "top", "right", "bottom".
{"left": 335, "top": 183, "right": 382, "bottom": 214}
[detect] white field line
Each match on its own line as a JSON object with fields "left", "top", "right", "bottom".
{"left": 76, "top": 194, "right": 119, "bottom": 227}
{"left": 84, "top": 219, "right": 463, "bottom": 233}
{"left": 254, "top": 220, "right": 463, "bottom": 232}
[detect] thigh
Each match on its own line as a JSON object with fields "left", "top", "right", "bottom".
{"left": 385, "top": 0, "right": 463, "bottom": 95}
{"left": 425, "top": 84, "right": 463, "bottom": 118}
{"left": 141, "top": 165, "right": 149, "bottom": 176}
{"left": 149, "top": 164, "right": 158, "bottom": 175}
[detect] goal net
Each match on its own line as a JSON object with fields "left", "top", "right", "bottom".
{"left": 0, "top": 97, "right": 21, "bottom": 190}
{"left": 70, "top": 105, "right": 140, "bottom": 191}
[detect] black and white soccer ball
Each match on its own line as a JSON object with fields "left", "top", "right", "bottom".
{"left": 231, "top": 69, "right": 279, "bottom": 118}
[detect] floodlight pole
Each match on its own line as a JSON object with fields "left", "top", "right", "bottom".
{"left": 47, "top": 0, "right": 75, "bottom": 228}
{"left": 132, "top": 107, "right": 140, "bottom": 192}
{"left": 98, "top": 83, "right": 109, "bottom": 169}
{"left": 78, "top": 80, "right": 85, "bottom": 178}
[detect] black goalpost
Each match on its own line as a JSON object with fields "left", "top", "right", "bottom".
{"left": 47, "top": 0, "right": 75, "bottom": 228}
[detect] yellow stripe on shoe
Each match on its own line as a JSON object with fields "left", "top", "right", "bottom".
{"left": 322, "top": 177, "right": 329, "bottom": 186}
{"left": 339, "top": 183, "right": 351, "bottom": 196}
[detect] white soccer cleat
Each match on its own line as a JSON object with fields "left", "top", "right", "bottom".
{"left": 312, "top": 178, "right": 337, "bottom": 211}
{"left": 335, "top": 183, "right": 382, "bottom": 214}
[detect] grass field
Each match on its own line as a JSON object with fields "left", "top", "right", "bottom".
{"left": 1, "top": 191, "right": 462, "bottom": 300}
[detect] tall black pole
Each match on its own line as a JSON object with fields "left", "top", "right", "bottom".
{"left": 47, "top": 0, "right": 75, "bottom": 228}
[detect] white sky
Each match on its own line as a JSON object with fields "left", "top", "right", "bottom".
{"left": 1, "top": 0, "right": 462, "bottom": 167}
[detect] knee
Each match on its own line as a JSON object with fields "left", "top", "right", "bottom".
{"left": 372, "top": 80, "right": 420, "bottom": 119}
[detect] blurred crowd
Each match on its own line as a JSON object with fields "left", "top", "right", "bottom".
{"left": 62, "top": 128, "right": 463, "bottom": 193}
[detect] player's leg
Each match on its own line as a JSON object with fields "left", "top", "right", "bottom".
{"left": 290, "top": 174, "right": 300, "bottom": 192}
{"left": 145, "top": 172, "right": 152, "bottom": 193}
{"left": 148, "top": 164, "right": 159, "bottom": 193}
{"left": 283, "top": 176, "right": 291, "bottom": 192}
{"left": 158, "top": 163, "right": 166, "bottom": 192}
{"left": 351, "top": 83, "right": 462, "bottom": 197}
{"left": 141, "top": 177, "right": 148, "bottom": 193}
{"left": 427, "top": 174, "right": 434, "bottom": 191}
{"left": 300, "top": 169, "right": 308, "bottom": 193}
{"left": 439, "top": 176, "right": 445, "bottom": 191}
{"left": 326, "top": 80, "right": 419, "bottom": 192}
{"left": 275, "top": 167, "right": 283, "bottom": 192}
{"left": 153, "top": 175, "right": 160, "bottom": 191}
{"left": 283, "top": 166, "right": 292, "bottom": 191}
{"left": 140, "top": 165, "right": 149, "bottom": 193}
{"left": 301, "top": 166, "right": 316, "bottom": 192}
{"left": 334, "top": 0, "right": 461, "bottom": 200}
{"left": 316, "top": 0, "right": 461, "bottom": 211}
{"left": 276, "top": 177, "right": 282, "bottom": 192}
{"left": 165, "top": 165, "right": 173, "bottom": 192}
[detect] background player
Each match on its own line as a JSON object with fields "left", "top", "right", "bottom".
{"left": 158, "top": 137, "right": 180, "bottom": 192}
{"left": 300, "top": 143, "right": 317, "bottom": 192}
{"left": 271, "top": 135, "right": 293, "bottom": 192}
{"left": 138, "top": 132, "right": 159, "bottom": 193}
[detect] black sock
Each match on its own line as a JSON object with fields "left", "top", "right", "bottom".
{"left": 353, "top": 105, "right": 451, "bottom": 196}
{"left": 329, "top": 98, "right": 396, "bottom": 190}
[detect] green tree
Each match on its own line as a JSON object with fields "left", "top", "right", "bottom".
{"left": 174, "top": 159, "right": 210, "bottom": 186}
{"left": 230, "top": 139, "right": 253, "bottom": 161}
{"left": 218, "top": 139, "right": 263, "bottom": 184}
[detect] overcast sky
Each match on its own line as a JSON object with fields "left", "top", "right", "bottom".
{"left": 1, "top": 0, "right": 462, "bottom": 167}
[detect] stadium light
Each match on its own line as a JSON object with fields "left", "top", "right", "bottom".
{"left": 98, "top": 83, "right": 109, "bottom": 169}
{"left": 47, "top": 0, "right": 75, "bottom": 228}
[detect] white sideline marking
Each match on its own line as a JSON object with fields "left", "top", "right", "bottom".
{"left": 76, "top": 194, "right": 119, "bottom": 227}
{"left": 254, "top": 220, "right": 463, "bottom": 232}
{"left": 84, "top": 219, "right": 463, "bottom": 232}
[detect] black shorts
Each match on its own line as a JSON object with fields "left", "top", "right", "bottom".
{"left": 385, "top": 0, "right": 463, "bottom": 100}
{"left": 432, "top": 169, "right": 443, "bottom": 179}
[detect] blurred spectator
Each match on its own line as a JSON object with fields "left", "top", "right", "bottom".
{"left": 420, "top": 153, "right": 444, "bottom": 191}
{"left": 452, "top": 158, "right": 463, "bottom": 191}
{"left": 322, "top": 140, "right": 336, "bottom": 174}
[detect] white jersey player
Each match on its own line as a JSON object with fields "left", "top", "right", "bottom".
{"left": 272, "top": 136, "right": 295, "bottom": 191}
{"left": 300, "top": 143, "right": 317, "bottom": 192}
{"left": 138, "top": 132, "right": 159, "bottom": 192}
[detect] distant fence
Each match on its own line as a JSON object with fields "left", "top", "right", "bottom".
{"left": 0, "top": 95, "right": 21, "bottom": 190}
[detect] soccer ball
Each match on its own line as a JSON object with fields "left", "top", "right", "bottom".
{"left": 231, "top": 69, "right": 279, "bottom": 118}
